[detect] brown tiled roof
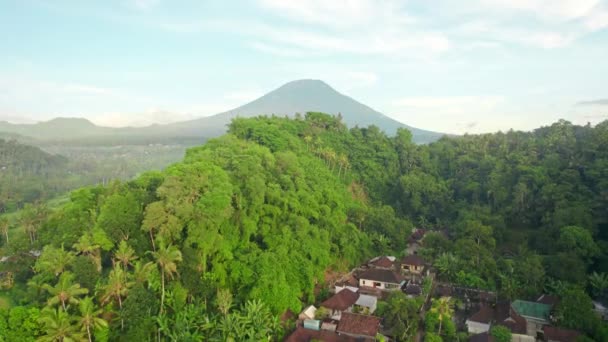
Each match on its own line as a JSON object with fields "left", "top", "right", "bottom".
{"left": 469, "top": 332, "right": 494, "bottom": 342}
{"left": 336, "top": 312, "right": 380, "bottom": 337}
{"left": 401, "top": 254, "right": 425, "bottom": 266}
{"left": 370, "top": 256, "right": 394, "bottom": 268}
{"left": 498, "top": 306, "right": 527, "bottom": 335}
{"left": 536, "top": 294, "right": 560, "bottom": 307}
{"left": 285, "top": 327, "right": 357, "bottom": 342}
{"left": 468, "top": 305, "right": 495, "bottom": 324}
{"left": 543, "top": 326, "right": 580, "bottom": 342}
{"left": 358, "top": 269, "right": 403, "bottom": 284}
{"left": 321, "top": 289, "right": 359, "bottom": 311}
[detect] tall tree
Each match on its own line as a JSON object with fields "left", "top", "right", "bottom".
{"left": 430, "top": 297, "right": 454, "bottom": 336}
{"left": 38, "top": 307, "right": 84, "bottom": 342}
{"left": 42, "top": 272, "right": 89, "bottom": 311}
{"left": 149, "top": 241, "right": 182, "bottom": 314}
{"left": 77, "top": 297, "right": 108, "bottom": 342}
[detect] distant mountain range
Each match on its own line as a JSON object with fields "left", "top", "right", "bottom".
{"left": 0, "top": 80, "right": 445, "bottom": 144}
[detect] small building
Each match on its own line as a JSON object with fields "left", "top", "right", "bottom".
{"left": 299, "top": 305, "right": 317, "bottom": 321}
{"left": 368, "top": 256, "right": 396, "bottom": 270}
{"left": 335, "top": 285, "right": 359, "bottom": 294}
{"left": 354, "top": 294, "right": 377, "bottom": 314}
{"left": 543, "top": 326, "right": 580, "bottom": 342}
{"left": 336, "top": 312, "right": 381, "bottom": 340}
{"left": 358, "top": 268, "right": 404, "bottom": 291}
{"left": 511, "top": 300, "right": 552, "bottom": 338}
{"left": 303, "top": 319, "right": 321, "bottom": 331}
{"left": 466, "top": 305, "right": 494, "bottom": 334}
{"left": 320, "top": 288, "right": 359, "bottom": 320}
{"left": 400, "top": 254, "right": 425, "bottom": 274}
{"left": 466, "top": 302, "right": 534, "bottom": 342}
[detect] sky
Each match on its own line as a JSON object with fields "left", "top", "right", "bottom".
{"left": 1, "top": 0, "right": 608, "bottom": 134}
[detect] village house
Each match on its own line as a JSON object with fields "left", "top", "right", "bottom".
{"left": 320, "top": 288, "right": 360, "bottom": 320}
{"left": 336, "top": 312, "right": 381, "bottom": 341}
{"left": 358, "top": 268, "right": 404, "bottom": 291}
{"left": 368, "top": 256, "right": 396, "bottom": 270}
{"left": 400, "top": 254, "right": 425, "bottom": 275}
{"left": 298, "top": 305, "right": 317, "bottom": 321}
{"left": 511, "top": 300, "right": 552, "bottom": 338}
{"left": 466, "top": 302, "right": 534, "bottom": 342}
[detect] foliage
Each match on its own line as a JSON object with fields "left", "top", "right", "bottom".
{"left": 490, "top": 325, "right": 512, "bottom": 342}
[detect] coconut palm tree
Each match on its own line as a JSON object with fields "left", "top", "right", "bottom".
{"left": 100, "top": 264, "right": 133, "bottom": 310}
{"left": 42, "top": 272, "right": 89, "bottom": 311}
{"left": 113, "top": 240, "right": 137, "bottom": 269}
{"left": 430, "top": 296, "right": 454, "bottom": 335}
{"left": 77, "top": 297, "right": 108, "bottom": 342}
{"left": 73, "top": 233, "right": 101, "bottom": 272}
{"left": 35, "top": 245, "right": 75, "bottom": 277}
{"left": 149, "top": 241, "right": 182, "bottom": 314}
{"left": 132, "top": 260, "right": 155, "bottom": 285}
{"left": 38, "top": 307, "right": 84, "bottom": 342}
{"left": 589, "top": 272, "right": 608, "bottom": 300}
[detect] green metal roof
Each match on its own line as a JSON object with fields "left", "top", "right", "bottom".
{"left": 511, "top": 300, "right": 551, "bottom": 321}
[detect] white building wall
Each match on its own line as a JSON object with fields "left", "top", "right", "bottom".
{"left": 465, "top": 320, "right": 490, "bottom": 334}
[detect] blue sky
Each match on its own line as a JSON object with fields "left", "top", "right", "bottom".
{"left": 1, "top": 0, "right": 607, "bottom": 134}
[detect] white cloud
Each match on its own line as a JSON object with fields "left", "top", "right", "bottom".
{"left": 392, "top": 95, "right": 504, "bottom": 113}
{"left": 257, "top": 0, "right": 411, "bottom": 29}
{"left": 479, "top": 0, "right": 600, "bottom": 22}
{"left": 388, "top": 95, "right": 508, "bottom": 133}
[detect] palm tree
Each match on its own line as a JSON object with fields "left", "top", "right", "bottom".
{"left": 38, "top": 307, "right": 84, "bottom": 342}
{"left": 73, "top": 233, "right": 101, "bottom": 272}
{"left": 77, "top": 297, "right": 108, "bottom": 342}
{"left": 589, "top": 272, "right": 608, "bottom": 300}
{"left": 35, "top": 245, "right": 75, "bottom": 277}
{"left": 0, "top": 216, "right": 9, "bottom": 246}
{"left": 430, "top": 296, "right": 454, "bottom": 335}
{"left": 42, "top": 272, "right": 89, "bottom": 311}
{"left": 132, "top": 260, "right": 155, "bottom": 285}
{"left": 100, "top": 264, "right": 133, "bottom": 310}
{"left": 100, "top": 264, "right": 133, "bottom": 330}
{"left": 113, "top": 240, "right": 137, "bottom": 269}
{"left": 149, "top": 241, "right": 182, "bottom": 314}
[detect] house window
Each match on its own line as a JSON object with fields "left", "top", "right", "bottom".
{"left": 362, "top": 280, "right": 366, "bottom": 285}
{"left": 374, "top": 282, "right": 382, "bottom": 287}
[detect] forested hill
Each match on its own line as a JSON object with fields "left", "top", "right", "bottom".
{"left": 0, "top": 139, "right": 71, "bottom": 212}
{"left": 0, "top": 114, "right": 607, "bottom": 340}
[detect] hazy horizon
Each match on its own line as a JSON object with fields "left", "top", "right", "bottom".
{"left": 2, "top": 0, "right": 608, "bottom": 134}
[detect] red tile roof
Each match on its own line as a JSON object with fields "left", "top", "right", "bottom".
{"left": 468, "top": 305, "right": 495, "bottom": 324}
{"left": 321, "top": 289, "right": 359, "bottom": 311}
{"left": 536, "top": 294, "right": 560, "bottom": 307}
{"left": 469, "top": 332, "right": 494, "bottom": 342}
{"left": 358, "top": 269, "right": 403, "bottom": 284}
{"left": 370, "top": 256, "right": 394, "bottom": 268}
{"left": 285, "top": 327, "right": 357, "bottom": 342}
{"left": 336, "top": 312, "right": 380, "bottom": 338}
{"left": 543, "top": 326, "right": 580, "bottom": 342}
{"left": 401, "top": 254, "right": 425, "bottom": 266}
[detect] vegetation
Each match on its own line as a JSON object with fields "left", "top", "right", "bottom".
{"left": 1, "top": 113, "right": 608, "bottom": 340}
